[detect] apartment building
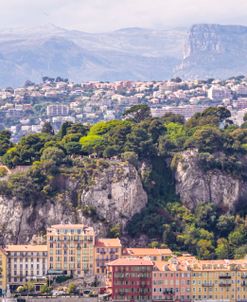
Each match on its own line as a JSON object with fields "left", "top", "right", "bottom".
{"left": 152, "top": 256, "right": 195, "bottom": 302}
{"left": 107, "top": 258, "right": 154, "bottom": 302}
{"left": 46, "top": 104, "right": 69, "bottom": 117}
{"left": 151, "top": 105, "right": 209, "bottom": 119}
{"left": 208, "top": 86, "right": 232, "bottom": 101}
{"left": 5, "top": 245, "right": 47, "bottom": 291}
{"left": 94, "top": 238, "right": 122, "bottom": 275}
{"left": 0, "top": 248, "right": 7, "bottom": 295}
{"left": 190, "top": 259, "right": 247, "bottom": 302}
{"left": 122, "top": 248, "right": 173, "bottom": 262}
{"left": 47, "top": 224, "right": 95, "bottom": 277}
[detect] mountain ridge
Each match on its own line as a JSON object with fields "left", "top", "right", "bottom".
{"left": 0, "top": 24, "right": 247, "bottom": 87}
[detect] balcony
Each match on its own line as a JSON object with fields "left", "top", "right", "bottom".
{"left": 219, "top": 274, "right": 231, "bottom": 279}
{"left": 241, "top": 282, "right": 247, "bottom": 287}
{"left": 219, "top": 282, "right": 231, "bottom": 287}
{"left": 241, "top": 274, "right": 247, "bottom": 279}
{"left": 202, "top": 283, "right": 214, "bottom": 287}
{"left": 163, "top": 289, "right": 175, "bottom": 295}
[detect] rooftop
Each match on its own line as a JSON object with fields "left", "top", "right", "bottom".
{"left": 107, "top": 258, "right": 154, "bottom": 267}
{"left": 123, "top": 248, "right": 173, "bottom": 257}
{"left": 47, "top": 224, "right": 95, "bottom": 235}
{"left": 5, "top": 245, "right": 47, "bottom": 252}
{"left": 95, "top": 238, "right": 122, "bottom": 248}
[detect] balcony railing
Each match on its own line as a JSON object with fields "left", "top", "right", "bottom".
{"left": 202, "top": 283, "right": 214, "bottom": 287}
{"left": 219, "top": 283, "right": 231, "bottom": 287}
{"left": 219, "top": 274, "right": 231, "bottom": 279}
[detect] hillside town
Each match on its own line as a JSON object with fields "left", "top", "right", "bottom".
{"left": 1, "top": 76, "right": 247, "bottom": 141}
{"left": 0, "top": 224, "right": 247, "bottom": 302}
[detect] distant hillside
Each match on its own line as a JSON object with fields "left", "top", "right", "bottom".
{"left": 0, "top": 25, "right": 186, "bottom": 87}
{"left": 176, "top": 24, "right": 247, "bottom": 79}
{"left": 0, "top": 24, "right": 247, "bottom": 87}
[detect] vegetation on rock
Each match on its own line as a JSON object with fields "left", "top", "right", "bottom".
{"left": 0, "top": 105, "right": 247, "bottom": 259}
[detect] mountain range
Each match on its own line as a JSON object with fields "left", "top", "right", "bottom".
{"left": 0, "top": 24, "right": 247, "bottom": 87}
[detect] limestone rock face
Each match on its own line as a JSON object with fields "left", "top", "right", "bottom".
{"left": 175, "top": 150, "right": 247, "bottom": 212}
{"left": 176, "top": 24, "right": 247, "bottom": 79}
{"left": 0, "top": 161, "right": 147, "bottom": 245}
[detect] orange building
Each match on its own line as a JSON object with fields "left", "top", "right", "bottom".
{"left": 94, "top": 238, "right": 122, "bottom": 276}
{"left": 47, "top": 224, "right": 95, "bottom": 277}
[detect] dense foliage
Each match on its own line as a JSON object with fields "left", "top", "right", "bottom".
{"left": 0, "top": 106, "right": 247, "bottom": 259}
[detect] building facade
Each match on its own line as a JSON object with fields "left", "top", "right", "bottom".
{"left": 153, "top": 257, "right": 194, "bottom": 302}
{"left": 47, "top": 224, "right": 95, "bottom": 277}
{"left": 0, "top": 248, "right": 7, "bottom": 295}
{"left": 107, "top": 258, "right": 153, "bottom": 302}
{"left": 94, "top": 238, "right": 122, "bottom": 276}
{"left": 5, "top": 245, "right": 47, "bottom": 291}
{"left": 190, "top": 260, "right": 247, "bottom": 302}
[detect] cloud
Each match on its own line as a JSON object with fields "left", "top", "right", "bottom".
{"left": 0, "top": 0, "right": 247, "bottom": 32}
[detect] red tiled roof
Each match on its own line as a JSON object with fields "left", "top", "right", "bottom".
{"left": 95, "top": 238, "right": 122, "bottom": 247}
{"left": 107, "top": 258, "right": 154, "bottom": 266}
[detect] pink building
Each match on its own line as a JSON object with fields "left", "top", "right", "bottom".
{"left": 152, "top": 256, "right": 195, "bottom": 302}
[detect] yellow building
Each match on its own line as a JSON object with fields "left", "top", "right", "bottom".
{"left": 47, "top": 224, "right": 95, "bottom": 277}
{"left": 0, "top": 248, "right": 7, "bottom": 295}
{"left": 5, "top": 245, "right": 47, "bottom": 291}
{"left": 122, "top": 248, "right": 173, "bottom": 261}
{"left": 191, "top": 259, "right": 247, "bottom": 302}
{"left": 94, "top": 238, "right": 122, "bottom": 275}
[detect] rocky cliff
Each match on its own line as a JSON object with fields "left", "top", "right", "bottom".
{"left": 176, "top": 24, "right": 247, "bottom": 79}
{"left": 175, "top": 150, "right": 247, "bottom": 212}
{"left": 0, "top": 159, "right": 147, "bottom": 245}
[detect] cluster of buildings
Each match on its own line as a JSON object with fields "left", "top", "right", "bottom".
{"left": 1, "top": 77, "right": 247, "bottom": 141}
{"left": 0, "top": 224, "right": 247, "bottom": 302}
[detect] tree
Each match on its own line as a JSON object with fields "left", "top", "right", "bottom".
{"left": 103, "top": 146, "right": 118, "bottom": 158}
{"left": 80, "top": 135, "right": 105, "bottom": 155}
{"left": 165, "top": 122, "right": 186, "bottom": 142}
{"left": 121, "top": 151, "right": 138, "bottom": 166}
{"left": 109, "top": 224, "right": 121, "bottom": 238}
{"left": 124, "top": 125, "right": 154, "bottom": 157}
{"left": 67, "top": 283, "right": 76, "bottom": 295}
{"left": 89, "top": 120, "right": 129, "bottom": 136}
{"left": 24, "top": 281, "right": 35, "bottom": 293}
{"left": 228, "top": 228, "right": 246, "bottom": 248}
{"left": 58, "top": 122, "right": 72, "bottom": 139}
{"left": 195, "top": 203, "right": 217, "bottom": 230}
{"left": 196, "top": 239, "right": 214, "bottom": 259}
{"left": 216, "top": 215, "right": 235, "bottom": 237}
{"left": 123, "top": 104, "right": 151, "bottom": 123}
{"left": 234, "top": 245, "right": 247, "bottom": 259}
{"left": 41, "top": 147, "right": 65, "bottom": 165}
{"left": 215, "top": 238, "right": 230, "bottom": 259}
{"left": 64, "top": 142, "right": 82, "bottom": 155}
{"left": 42, "top": 122, "right": 54, "bottom": 135}
{"left": 188, "top": 126, "right": 224, "bottom": 153}
{"left": 0, "top": 130, "right": 13, "bottom": 156}
{"left": 186, "top": 107, "right": 231, "bottom": 128}
{"left": 40, "top": 284, "right": 51, "bottom": 294}
{"left": 24, "top": 80, "right": 35, "bottom": 87}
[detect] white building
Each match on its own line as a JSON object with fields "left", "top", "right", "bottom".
{"left": 5, "top": 245, "right": 47, "bottom": 290}
{"left": 47, "top": 104, "right": 69, "bottom": 117}
{"left": 208, "top": 86, "right": 232, "bottom": 101}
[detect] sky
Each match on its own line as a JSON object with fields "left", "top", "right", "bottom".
{"left": 0, "top": 0, "right": 247, "bottom": 32}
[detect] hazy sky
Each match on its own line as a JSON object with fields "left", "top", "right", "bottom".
{"left": 1, "top": 0, "right": 247, "bottom": 32}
